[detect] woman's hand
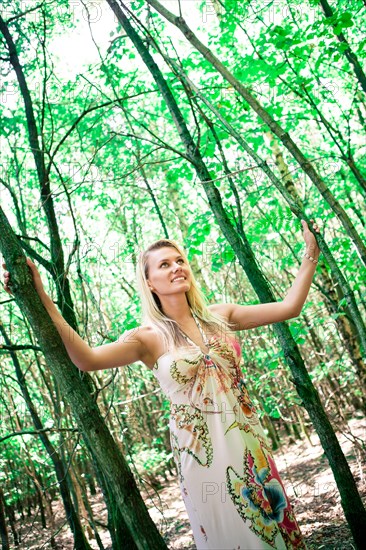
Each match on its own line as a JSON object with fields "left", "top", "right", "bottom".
{"left": 301, "top": 218, "right": 321, "bottom": 259}
{"left": 2, "top": 258, "right": 47, "bottom": 297}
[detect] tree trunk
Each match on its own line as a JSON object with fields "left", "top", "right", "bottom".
{"left": 0, "top": 15, "right": 78, "bottom": 330}
{"left": 4, "top": 502, "right": 18, "bottom": 547}
{"left": 169, "top": 182, "right": 211, "bottom": 295}
{"left": 73, "top": 466, "right": 106, "bottom": 550}
{"left": 0, "top": 324, "right": 92, "bottom": 550}
{"left": 0, "top": 487, "right": 10, "bottom": 550}
{"left": 173, "top": 70, "right": 366, "bottom": 355}
{"left": 267, "top": 132, "right": 366, "bottom": 401}
{"left": 319, "top": 0, "right": 366, "bottom": 95}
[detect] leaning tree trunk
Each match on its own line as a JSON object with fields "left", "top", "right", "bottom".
{"left": 0, "top": 324, "right": 92, "bottom": 550}
{"left": 0, "top": 15, "right": 153, "bottom": 546}
{"left": 266, "top": 132, "right": 366, "bottom": 401}
{"left": 104, "top": 3, "right": 366, "bottom": 546}
{"left": 319, "top": 0, "right": 366, "bottom": 95}
{"left": 170, "top": 68, "right": 366, "bottom": 356}
{"left": 0, "top": 207, "right": 168, "bottom": 550}
{"left": 0, "top": 15, "right": 78, "bottom": 330}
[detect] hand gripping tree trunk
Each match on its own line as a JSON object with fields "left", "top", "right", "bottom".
{"left": 0, "top": 207, "right": 168, "bottom": 550}
{"left": 104, "top": 2, "right": 366, "bottom": 546}
{"left": 266, "top": 133, "right": 366, "bottom": 402}
{"left": 169, "top": 66, "right": 366, "bottom": 359}
{"left": 0, "top": 14, "right": 156, "bottom": 546}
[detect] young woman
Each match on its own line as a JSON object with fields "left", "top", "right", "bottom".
{"left": 3, "top": 219, "right": 321, "bottom": 549}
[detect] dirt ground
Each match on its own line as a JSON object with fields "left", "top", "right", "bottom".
{"left": 13, "top": 416, "right": 366, "bottom": 549}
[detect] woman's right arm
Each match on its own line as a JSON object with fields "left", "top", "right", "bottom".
{"left": 2, "top": 258, "right": 145, "bottom": 372}
{"left": 41, "top": 293, "right": 146, "bottom": 371}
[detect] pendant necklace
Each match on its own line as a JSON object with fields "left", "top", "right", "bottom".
{"left": 191, "top": 310, "right": 211, "bottom": 359}
{"left": 184, "top": 310, "right": 216, "bottom": 368}
{"left": 177, "top": 309, "right": 211, "bottom": 359}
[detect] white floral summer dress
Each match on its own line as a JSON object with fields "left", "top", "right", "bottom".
{"left": 152, "top": 315, "right": 306, "bottom": 550}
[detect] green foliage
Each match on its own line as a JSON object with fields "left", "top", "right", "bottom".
{"left": 128, "top": 443, "right": 173, "bottom": 478}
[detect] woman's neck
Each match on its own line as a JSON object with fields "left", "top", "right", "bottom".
{"left": 160, "top": 294, "right": 192, "bottom": 323}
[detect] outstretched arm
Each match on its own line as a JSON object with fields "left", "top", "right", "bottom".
{"left": 209, "top": 219, "right": 321, "bottom": 330}
{"left": 2, "top": 258, "right": 145, "bottom": 371}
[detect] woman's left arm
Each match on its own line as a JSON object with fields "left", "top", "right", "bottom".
{"left": 281, "top": 219, "right": 321, "bottom": 316}
{"left": 209, "top": 219, "right": 321, "bottom": 330}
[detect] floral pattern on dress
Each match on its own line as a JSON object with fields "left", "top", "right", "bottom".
{"left": 170, "top": 432, "right": 184, "bottom": 483}
{"left": 170, "top": 351, "right": 233, "bottom": 413}
{"left": 170, "top": 403, "right": 213, "bottom": 473}
{"left": 226, "top": 444, "right": 305, "bottom": 549}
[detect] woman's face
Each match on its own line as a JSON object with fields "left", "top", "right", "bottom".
{"left": 146, "top": 247, "right": 191, "bottom": 298}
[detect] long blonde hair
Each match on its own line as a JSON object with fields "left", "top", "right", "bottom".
{"left": 136, "top": 239, "right": 233, "bottom": 352}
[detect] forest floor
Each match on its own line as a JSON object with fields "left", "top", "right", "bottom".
{"left": 15, "top": 416, "right": 365, "bottom": 549}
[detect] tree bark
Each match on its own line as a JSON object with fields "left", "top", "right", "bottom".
{"left": 171, "top": 67, "right": 366, "bottom": 357}
{"left": 0, "top": 487, "right": 10, "bottom": 550}
{"left": 266, "top": 133, "right": 366, "bottom": 400}
{"left": 0, "top": 15, "right": 78, "bottom": 330}
{"left": 0, "top": 324, "right": 92, "bottom": 550}
{"left": 168, "top": 182, "right": 211, "bottom": 295}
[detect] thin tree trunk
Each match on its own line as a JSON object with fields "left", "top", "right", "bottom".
{"left": 104, "top": 4, "right": 366, "bottom": 545}
{"left": 123, "top": 112, "right": 170, "bottom": 238}
{"left": 168, "top": 182, "right": 211, "bottom": 294}
{"left": 73, "top": 466, "right": 105, "bottom": 550}
{"left": 0, "top": 324, "right": 92, "bottom": 550}
{"left": 319, "top": 0, "right": 366, "bottom": 94}
{"left": 0, "top": 15, "right": 78, "bottom": 330}
{"left": 69, "top": 468, "right": 93, "bottom": 541}
{"left": 266, "top": 133, "right": 366, "bottom": 399}
{"left": 0, "top": 487, "right": 10, "bottom": 550}
{"left": 24, "top": 465, "right": 47, "bottom": 529}
{"left": 5, "top": 504, "right": 18, "bottom": 547}
{"left": 299, "top": 87, "right": 366, "bottom": 193}
{"left": 43, "top": 489, "right": 57, "bottom": 549}
{"left": 239, "top": 22, "right": 366, "bottom": 197}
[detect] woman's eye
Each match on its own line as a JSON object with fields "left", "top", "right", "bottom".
{"left": 160, "top": 262, "right": 168, "bottom": 267}
{"left": 177, "top": 259, "right": 184, "bottom": 264}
